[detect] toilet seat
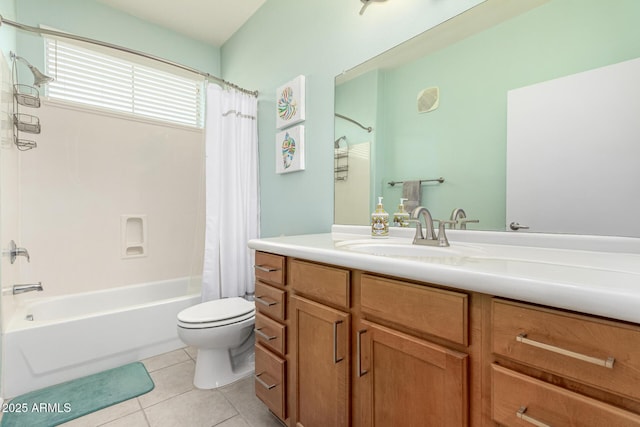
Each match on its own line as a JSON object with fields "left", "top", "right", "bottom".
{"left": 178, "top": 297, "right": 255, "bottom": 329}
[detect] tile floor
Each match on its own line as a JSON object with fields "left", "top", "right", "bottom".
{"left": 50, "top": 347, "right": 283, "bottom": 427}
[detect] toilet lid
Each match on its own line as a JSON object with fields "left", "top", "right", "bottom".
{"left": 178, "top": 297, "right": 255, "bottom": 324}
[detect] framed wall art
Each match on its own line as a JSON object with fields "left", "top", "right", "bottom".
{"left": 276, "top": 75, "right": 305, "bottom": 129}
{"left": 276, "top": 125, "right": 305, "bottom": 174}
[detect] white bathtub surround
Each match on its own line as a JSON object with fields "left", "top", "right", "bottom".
{"left": 18, "top": 100, "right": 205, "bottom": 297}
{"left": 2, "top": 277, "right": 200, "bottom": 399}
{"left": 248, "top": 225, "right": 640, "bottom": 325}
{"left": 202, "top": 84, "right": 259, "bottom": 301}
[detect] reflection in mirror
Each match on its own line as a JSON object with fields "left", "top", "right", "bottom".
{"left": 334, "top": 0, "right": 640, "bottom": 237}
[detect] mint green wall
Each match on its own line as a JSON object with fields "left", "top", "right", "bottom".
{"left": 3, "top": 0, "right": 220, "bottom": 80}
{"left": 221, "top": 0, "right": 484, "bottom": 237}
{"left": 375, "top": 0, "right": 640, "bottom": 231}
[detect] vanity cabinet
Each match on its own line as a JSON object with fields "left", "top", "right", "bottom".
{"left": 254, "top": 250, "right": 640, "bottom": 426}
{"left": 292, "top": 295, "right": 350, "bottom": 427}
{"left": 357, "top": 274, "right": 470, "bottom": 426}
{"left": 492, "top": 364, "right": 640, "bottom": 426}
{"left": 491, "top": 299, "right": 640, "bottom": 426}
{"left": 253, "top": 252, "right": 288, "bottom": 423}
{"left": 288, "top": 259, "right": 470, "bottom": 427}
{"left": 290, "top": 259, "right": 351, "bottom": 427}
{"left": 357, "top": 320, "right": 468, "bottom": 426}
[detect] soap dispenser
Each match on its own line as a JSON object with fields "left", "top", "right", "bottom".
{"left": 371, "top": 196, "right": 389, "bottom": 238}
{"left": 393, "top": 198, "right": 410, "bottom": 227}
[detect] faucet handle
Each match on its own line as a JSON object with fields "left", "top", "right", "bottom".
{"left": 9, "top": 240, "right": 30, "bottom": 264}
{"left": 435, "top": 220, "right": 456, "bottom": 247}
{"left": 406, "top": 219, "right": 424, "bottom": 242}
{"left": 458, "top": 218, "right": 479, "bottom": 230}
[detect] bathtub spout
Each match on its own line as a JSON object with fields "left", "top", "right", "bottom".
{"left": 13, "top": 282, "right": 43, "bottom": 295}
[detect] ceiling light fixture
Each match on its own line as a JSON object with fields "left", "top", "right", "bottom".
{"left": 359, "top": 0, "right": 387, "bottom": 15}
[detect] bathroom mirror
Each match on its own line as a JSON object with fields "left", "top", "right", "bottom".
{"left": 334, "top": 0, "right": 640, "bottom": 237}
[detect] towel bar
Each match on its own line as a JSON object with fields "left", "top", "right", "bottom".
{"left": 388, "top": 177, "right": 444, "bottom": 187}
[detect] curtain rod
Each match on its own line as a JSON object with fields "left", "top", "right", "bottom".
{"left": 0, "top": 15, "right": 258, "bottom": 97}
{"left": 335, "top": 113, "right": 373, "bottom": 133}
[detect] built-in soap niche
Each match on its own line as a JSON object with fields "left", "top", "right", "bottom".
{"left": 121, "top": 215, "right": 147, "bottom": 258}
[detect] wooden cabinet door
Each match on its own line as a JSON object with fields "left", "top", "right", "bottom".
{"left": 357, "top": 320, "right": 468, "bottom": 427}
{"left": 292, "top": 295, "right": 350, "bottom": 427}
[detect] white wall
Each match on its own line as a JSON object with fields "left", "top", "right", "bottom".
{"left": 18, "top": 100, "right": 205, "bottom": 296}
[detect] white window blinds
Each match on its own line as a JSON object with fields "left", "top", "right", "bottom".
{"left": 45, "top": 39, "right": 204, "bottom": 128}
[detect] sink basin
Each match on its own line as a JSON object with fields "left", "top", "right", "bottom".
{"left": 334, "top": 239, "right": 485, "bottom": 258}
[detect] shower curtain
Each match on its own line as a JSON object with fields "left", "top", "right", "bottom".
{"left": 202, "top": 84, "right": 259, "bottom": 301}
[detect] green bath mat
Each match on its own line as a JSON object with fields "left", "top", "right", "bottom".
{"left": 0, "top": 362, "right": 154, "bottom": 427}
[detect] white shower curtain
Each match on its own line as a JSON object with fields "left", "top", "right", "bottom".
{"left": 202, "top": 83, "right": 259, "bottom": 301}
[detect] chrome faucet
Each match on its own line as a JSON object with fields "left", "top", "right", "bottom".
{"left": 410, "top": 206, "right": 453, "bottom": 247}
{"left": 8, "top": 240, "right": 30, "bottom": 263}
{"left": 411, "top": 206, "right": 436, "bottom": 241}
{"left": 13, "top": 282, "right": 43, "bottom": 295}
{"left": 449, "top": 208, "right": 479, "bottom": 230}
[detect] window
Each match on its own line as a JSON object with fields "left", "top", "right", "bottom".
{"left": 45, "top": 38, "right": 204, "bottom": 128}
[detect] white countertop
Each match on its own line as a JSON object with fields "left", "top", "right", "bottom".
{"left": 248, "top": 226, "right": 640, "bottom": 324}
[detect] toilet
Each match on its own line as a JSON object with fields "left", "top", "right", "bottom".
{"left": 177, "top": 297, "right": 256, "bottom": 389}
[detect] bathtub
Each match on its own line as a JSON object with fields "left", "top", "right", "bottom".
{"left": 2, "top": 277, "right": 201, "bottom": 399}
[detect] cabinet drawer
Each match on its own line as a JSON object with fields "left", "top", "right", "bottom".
{"left": 254, "top": 252, "right": 285, "bottom": 286}
{"left": 255, "top": 281, "right": 286, "bottom": 321}
{"left": 492, "top": 299, "right": 640, "bottom": 401}
{"left": 361, "top": 274, "right": 468, "bottom": 345}
{"left": 255, "top": 312, "right": 286, "bottom": 356}
{"left": 290, "top": 259, "right": 350, "bottom": 309}
{"left": 492, "top": 364, "right": 640, "bottom": 426}
{"left": 255, "top": 343, "right": 286, "bottom": 421}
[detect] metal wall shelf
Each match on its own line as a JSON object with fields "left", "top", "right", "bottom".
{"left": 14, "top": 84, "right": 41, "bottom": 108}
{"left": 14, "top": 113, "right": 41, "bottom": 134}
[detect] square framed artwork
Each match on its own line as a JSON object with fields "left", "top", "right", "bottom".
{"left": 276, "top": 125, "right": 305, "bottom": 174}
{"left": 276, "top": 75, "right": 305, "bottom": 129}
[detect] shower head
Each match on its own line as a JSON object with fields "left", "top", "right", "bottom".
{"left": 359, "top": 0, "right": 387, "bottom": 15}
{"left": 29, "top": 64, "right": 54, "bottom": 87}
{"left": 10, "top": 51, "right": 54, "bottom": 87}
{"left": 335, "top": 136, "right": 347, "bottom": 149}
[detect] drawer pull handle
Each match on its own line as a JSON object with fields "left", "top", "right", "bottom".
{"left": 516, "top": 333, "right": 615, "bottom": 369}
{"left": 333, "top": 320, "right": 344, "bottom": 364}
{"left": 357, "top": 329, "right": 368, "bottom": 377}
{"left": 255, "top": 264, "right": 280, "bottom": 273}
{"left": 255, "top": 372, "right": 277, "bottom": 390}
{"left": 254, "top": 328, "right": 276, "bottom": 341}
{"left": 255, "top": 296, "right": 277, "bottom": 307}
{"left": 517, "top": 406, "right": 551, "bottom": 427}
